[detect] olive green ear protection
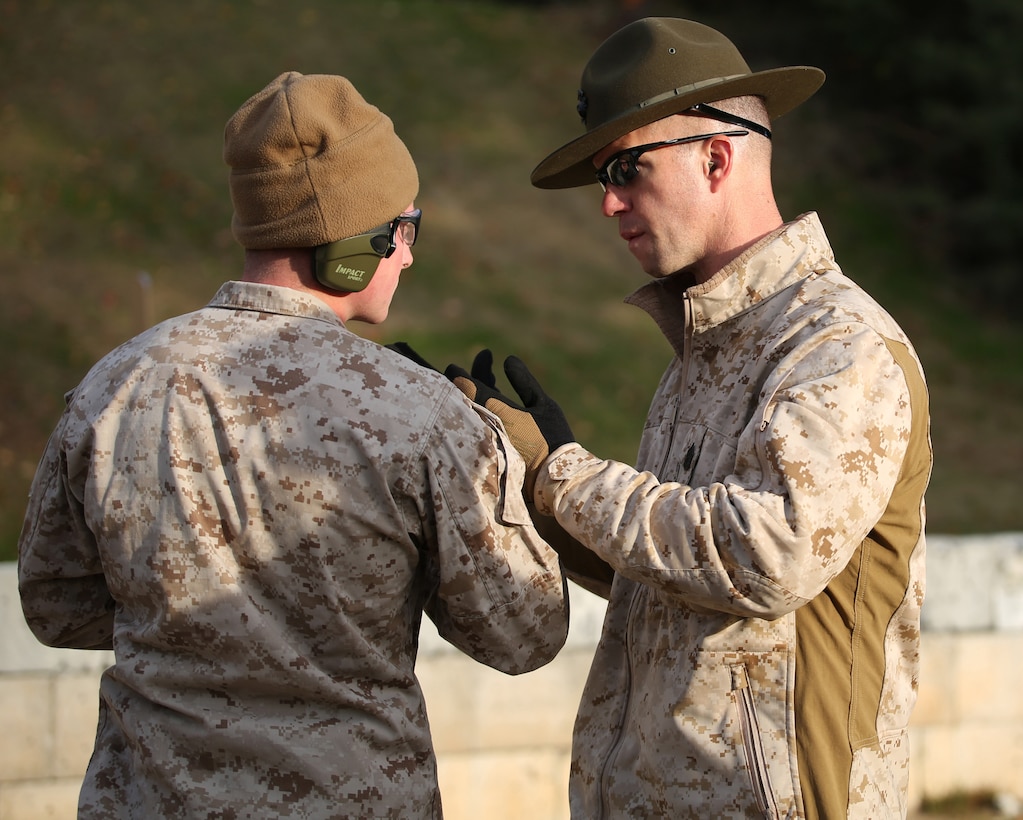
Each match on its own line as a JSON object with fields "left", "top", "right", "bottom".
{"left": 314, "top": 209, "right": 420, "bottom": 292}
{"left": 313, "top": 231, "right": 391, "bottom": 293}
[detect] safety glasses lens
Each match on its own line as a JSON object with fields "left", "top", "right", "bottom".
{"left": 391, "top": 209, "right": 421, "bottom": 248}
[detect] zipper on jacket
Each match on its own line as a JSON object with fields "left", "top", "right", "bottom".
{"left": 731, "top": 663, "right": 781, "bottom": 819}
{"left": 758, "top": 387, "right": 778, "bottom": 433}
{"left": 596, "top": 584, "right": 643, "bottom": 818}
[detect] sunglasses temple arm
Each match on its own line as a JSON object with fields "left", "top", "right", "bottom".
{"left": 691, "top": 103, "right": 772, "bottom": 140}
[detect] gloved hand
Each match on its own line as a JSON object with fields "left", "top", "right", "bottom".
{"left": 385, "top": 341, "right": 438, "bottom": 372}
{"left": 445, "top": 351, "right": 574, "bottom": 497}
{"left": 466, "top": 348, "right": 497, "bottom": 389}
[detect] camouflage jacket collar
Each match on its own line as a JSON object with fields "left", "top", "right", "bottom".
{"left": 624, "top": 211, "right": 837, "bottom": 358}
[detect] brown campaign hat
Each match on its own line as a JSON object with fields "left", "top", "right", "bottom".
{"left": 531, "top": 17, "right": 824, "bottom": 189}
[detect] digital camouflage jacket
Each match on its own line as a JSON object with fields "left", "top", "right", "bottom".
{"left": 18, "top": 281, "right": 568, "bottom": 819}
{"left": 535, "top": 213, "right": 931, "bottom": 819}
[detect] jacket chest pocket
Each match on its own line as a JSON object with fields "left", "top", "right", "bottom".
{"left": 646, "top": 415, "right": 712, "bottom": 486}
{"left": 640, "top": 394, "right": 706, "bottom": 484}
{"left": 658, "top": 425, "right": 708, "bottom": 484}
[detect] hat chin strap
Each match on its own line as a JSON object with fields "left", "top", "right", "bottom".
{"left": 690, "top": 103, "right": 772, "bottom": 140}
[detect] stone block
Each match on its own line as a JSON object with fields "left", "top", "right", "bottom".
{"left": 952, "top": 632, "right": 1023, "bottom": 722}
{"left": 923, "top": 533, "right": 1023, "bottom": 632}
{"left": 418, "top": 646, "right": 591, "bottom": 754}
{"left": 0, "top": 779, "right": 82, "bottom": 820}
{"left": 992, "top": 545, "right": 1023, "bottom": 630}
{"left": 910, "top": 722, "right": 1023, "bottom": 800}
{"left": 0, "top": 676, "right": 52, "bottom": 781}
{"left": 436, "top": 748, "right": 571, "bottom": 820}
{"left": 54, "top": 672, "right": 102, "bottom": 778}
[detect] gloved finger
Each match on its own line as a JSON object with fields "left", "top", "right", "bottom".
{"left": 385, "top": 341, "right": 438, "bottom": 372}
{"left": 503, "top": 355, "right": 546, "bottom": 408}
{"left": 443, "top": 363, "right": 479, "bottom": 402}
{"left": 504, "top": 356, "right": 575, "bottom": 450}
{"left": 445, "top": 362, "right": 525, "bottom": 411}
{"left": 470, "top": 349, "right": 497, "bottom": 388}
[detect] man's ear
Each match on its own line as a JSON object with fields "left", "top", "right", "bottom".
{"left": 705, "top": 136, "right": 735, "bottom": 184}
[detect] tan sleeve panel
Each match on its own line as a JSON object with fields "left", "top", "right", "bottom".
{"left": 795, "top": 337, "right": 930, "bottom": 819}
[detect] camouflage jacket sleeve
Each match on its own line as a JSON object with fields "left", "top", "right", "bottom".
{"left": 532, "top": 320, "right": 913, "bottom": 620}
{"left": 413, "top": 393, "right": 569, "bottom": 673}
{"left": 526, "top": 504, "right": 615, "bottom": 600}
{"left": 18, "top": 397, "right": 116, "bottom": 650}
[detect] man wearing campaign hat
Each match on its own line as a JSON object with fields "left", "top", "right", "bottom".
{"left": 17, "top": 72, "right": 568, "bottom": 818}
{"left": 450, "top": 18, "right": 931, "bottom": 818}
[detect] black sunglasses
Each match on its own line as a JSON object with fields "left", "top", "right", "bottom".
{"left": 595, "top": 130, "right": 748, "bottom": 191}
{"left": 595, "top": 102, "right": 774, "bottom": 191}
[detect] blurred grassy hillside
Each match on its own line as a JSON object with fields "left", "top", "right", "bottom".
{"left": 1, "top": 0, "right": 1021, "bottom": 560}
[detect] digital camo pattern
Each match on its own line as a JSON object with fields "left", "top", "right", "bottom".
{"left": 533, "top": 213, "right": 931, "bottom": 818}
{"left": 18, "top": 281, "right": 568, "bottom": 819}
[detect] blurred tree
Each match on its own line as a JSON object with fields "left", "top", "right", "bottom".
{"left": 678, "top": 0, "right": 1023, "bottom": 316}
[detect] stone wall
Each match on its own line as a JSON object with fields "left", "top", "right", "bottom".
{"left": 2, "top": 533, "right": 1021, "bottom": 819}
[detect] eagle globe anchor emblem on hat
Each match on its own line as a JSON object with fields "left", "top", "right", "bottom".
{"left": 533, "top": 17, "right": 825, "bottom": 190}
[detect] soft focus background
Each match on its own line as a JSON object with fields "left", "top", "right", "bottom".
{"left": 2, "top": 0, "right": 1021, "bottom": 558}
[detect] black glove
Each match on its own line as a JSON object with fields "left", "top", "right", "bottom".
{"left": 445, "top": 351, "right": 574, "bottom": 497}
{"left": 467, "top": 348, "right": 498, "bottom": 389}
{"left": 385, "top": 341, "right": 438, "bottom": 372}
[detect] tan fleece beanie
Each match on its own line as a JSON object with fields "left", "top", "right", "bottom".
{"left": 224, "top": 72, "right": 419, "bottom": 250}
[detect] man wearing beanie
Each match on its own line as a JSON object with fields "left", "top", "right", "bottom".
{"left": 17, "top": 72, "right": 568, "bottom": 819}
{"left": 449, "top": 18, "right": 930, "bottom": 819}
